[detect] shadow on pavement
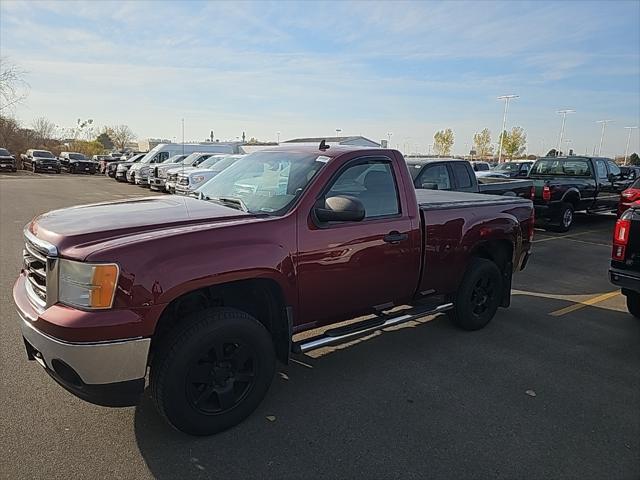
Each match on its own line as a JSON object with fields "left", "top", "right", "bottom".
{"left": 134, "top": 296, "right": 640, "bottom": 480}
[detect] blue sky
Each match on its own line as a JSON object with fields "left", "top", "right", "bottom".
{"left": 1, "top": 0, "right": 639, "bottom": 156}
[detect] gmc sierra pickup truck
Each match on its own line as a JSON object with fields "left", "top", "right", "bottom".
{"left": 530, "top": 155, "right": 628, "bottom": 232}
{"left": 13, "top": 144, "right": 533, "bottom": 435}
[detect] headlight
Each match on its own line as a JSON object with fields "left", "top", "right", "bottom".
{"left": 59, "top": 259, "right": 119, "bottom": 309}
{"left": 192, "top": 175, "right": 205, "bottom": 184}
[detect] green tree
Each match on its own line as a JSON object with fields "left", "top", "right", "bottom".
{"left": 473, "top": 128, "right": 493, "bottom": 158}
{"left": 96, "top": 132, "right": 114, "bottom": 150}
{"left": 629, "top": 153, "right": 640, "bottom": 166}
{"left": 500, "top": 126, "right": 527, "bottom": 159}
{"left": 433, "top": 128, "right": 454, "bottom": 156}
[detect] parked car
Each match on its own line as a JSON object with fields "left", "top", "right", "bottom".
{"left": 20, "top": 149, "right": 60, "bottom": 173}
{"left": 128, "top": 143, "right": 239, "bottom": 186}
{"left": 530, "top": 156, "right": 629, "bottom": 232}
{"left": 146, "top": 154, "right": 189, "bottom": 190}
{"left": 58, "top": 152, "right": 97, "bottom": 174}
{"left": 619, "top": 166, "right": 640, "bottom": 182}
{"left": 114, "top": 153, "right": 145, "bottom": 182}
{"left": 13, "top": 145, "right": 533, "bottom": 435}
{"left": 470, "top": 161, "right": 491, "bottom": 172}
{"left": 407, "top": 158, "right": 534, "bottom": 199}
{"left": 93, "top": 155, "right": 114, "bottom": 174}
{"left": 0, "top": 147, "right": 17, "bottom": 172}
{"left": 174, "top": 155, "right": 243, "bottom": 196}
{"left": 618, "top": 178, "right": 640, "bottom": 216}
{"left": 153, "top": 153, "right": 222, "bottom": 193}
{"left": 610, "top": 203, "right": 640, "bottom": 318}
{"left": 490, "top": 161, "right": 534, "bottom": 178}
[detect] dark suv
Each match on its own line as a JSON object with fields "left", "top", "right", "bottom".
{"left": 610, "top": 203, "right": 640, "bottom": 318}
{"left": 59, "top": 152, "right": 97, "bottom": 174}
{"left": 0, "top": 147, "right": 17, "bottom": 172}
{"left": 20, "top": 149, "right": 61, "bottom": 173}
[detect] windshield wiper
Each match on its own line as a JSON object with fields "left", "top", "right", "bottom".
{"left": 205, "top": 196, "right": 249, "bottom": 212}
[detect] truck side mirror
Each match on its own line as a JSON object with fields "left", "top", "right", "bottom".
{"left": 421, "top": 182, "right": 439, "bottom": 190}
{"left": 315, "top": 195, "right": 365, "bottom": 222}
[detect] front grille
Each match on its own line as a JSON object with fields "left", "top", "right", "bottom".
{"left": 168, "top": 173, "right": 178, "bottom": 182}
{"left": 23, "top": 238, "right": 49, "bottom": 309}
{"left": 178, "top": 177, "right": 189, "bottom": 186}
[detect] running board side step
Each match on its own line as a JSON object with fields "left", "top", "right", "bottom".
{"left": 292, "top": 302, "right": 454, "bottom": 354}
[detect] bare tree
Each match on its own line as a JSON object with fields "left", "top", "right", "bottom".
{"left": 0, "top": 57, "right": 30, "bottom": 111}
{"left": 107, "top": 124, "right": 135, "bottom": 150}
{"left": 31, "top": 117, "right": 57, "bottom": 142}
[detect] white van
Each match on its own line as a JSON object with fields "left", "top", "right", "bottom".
{"left": 128, "top": 143, "right": 238, "bottom": 186}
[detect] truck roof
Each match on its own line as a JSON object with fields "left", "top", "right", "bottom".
{"left": 253, "top": 144, "right": 389, "bottom": 159}
{"left": 406, "top": 157, "right": 466, "bottom": 164}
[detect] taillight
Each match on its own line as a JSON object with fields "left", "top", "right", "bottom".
{"left": 530, "top": 186, "right": 535, "bottom": 200}
{"left": 542, "top": 185, "right": 551, "bottom": 202}
{"left": 621, "top": 189, "right": 640, "bottom": 201}
{"left": 528, "top": 208, "right": 535, "bottom": 242}
{"left": 612, "top": 217, "right": 631, "bottom": 261}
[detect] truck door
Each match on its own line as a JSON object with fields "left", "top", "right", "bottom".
{"left": 296, "top": 156, "right": 420, "bottom": 327}
{"left": 595, "top": 159, "right": 619, "bottom": 211}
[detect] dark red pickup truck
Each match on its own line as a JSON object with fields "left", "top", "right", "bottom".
{"left": 14, "top": 145, "right": 533, "bottom": 435}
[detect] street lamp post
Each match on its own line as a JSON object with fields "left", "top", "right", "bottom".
{"left": 497, "top": 94, "right": 519, "bottom": 163}
{"left": 556, "top": 110, "right": 575, "bottom": 154}
{"left": 386, "top": 132, "right": 392, "bottom": 147}
{"left": 624, "top": 126, "right": 639, "bottom": 165}
{"left": 276, "top": 131, "right": 281, "bottom": 144}
{"left": 428, "top": 144, "right": 433, "bottom": 156}
{"left": 596, "top": 120, "right": 614, "bottom": 156}
{"left": 335, "top": 128, "right": 342, "bottom": 138}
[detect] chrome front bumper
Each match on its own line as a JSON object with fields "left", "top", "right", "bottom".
{"left": 17, "top": 307, "right": 150, "bottom": 385}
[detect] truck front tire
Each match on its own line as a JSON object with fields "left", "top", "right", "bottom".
{"left": 150, "top": 307, "right": 276, "bottom": 436}
{"left": 625, "top": 291, "right": 640, "bottom": 319}
{"left": 448, "top": 258, "right": 503, "bottom": 330}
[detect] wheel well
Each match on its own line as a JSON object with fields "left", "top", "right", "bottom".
{"left": 151, "top": 279, "right": 290, "bottom": 364}
{"left": 471, "top": 239, "right": 514, "bottom": 307}
{"left": 563, "top": 191, "right": 580, "bottom": 209}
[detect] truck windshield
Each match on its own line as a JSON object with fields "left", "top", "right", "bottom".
{"left": 530, "top": 159, "right": 591, "bottom": 176}
{"left": 34, "top": 151, "right": 55, "bottom": 158}
{"left": 68, "top": 153, "right": 87, "bottom": 160}
{"left": 194, "top": 151, "right": 327, "bottom": 215}
{"left": 0, "top": 148, "right": 11, "bottom": 156}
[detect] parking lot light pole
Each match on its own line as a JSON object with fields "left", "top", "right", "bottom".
{"left": 335, "top": 128, "right": 342, "bottom": 138}
{"left": 624, "top": 126, "right": 639, "bottom": 165}
{"left": 596, "top": 120, "right": 614, "bottom": 156}
{"left": 276, "top": 131, "right": 281, "bottom": 144}
{"left": 387, "top": 132, "right": 392, "bottom": 147}
{"left": 556, "top": 109, "right": 575, "bottom": 155}
{"left": 497, "top": 95, "right": 518, "bottom": 164}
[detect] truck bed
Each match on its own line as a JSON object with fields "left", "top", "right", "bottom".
{"left": 416, "top": 189, "right": 532, "bottom": 210}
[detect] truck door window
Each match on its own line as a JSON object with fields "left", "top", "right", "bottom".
{"left": 326, "top": 160, "right": 399, "bottom": 218}
{"left": 607, "top": 161, "right": 621, "bottom": 178}
{"left": 596, "top": 160, "right": 608, "bottom": 180}
{"left": 451, "top": 163, "right": 472, "bottom": 188}
{"left": 420, "top": 164, "right": 452, "bottom": 190}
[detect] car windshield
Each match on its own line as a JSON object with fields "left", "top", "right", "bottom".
{"left": 406, "top": 163, "right": 425, "bottom": 180}
{"left": 210, "top": 156, "right": 241, "bottom": 172}
{"left": 473, "top": 163, "right": 490, "bottom": 171}
{"left": 163, "top": 155, "right": 186, "bottom": 164}
{"left": 68, "top": 153, "right": 87, "bottom": 160}
{"left": 196, "top": 155, "right": 225, "bottom": 168}
{"left": 34, "top": 150, "right": 54, "bottom": 158}
{"left": 530, "top": 159, "right": 592, "bottom": 176}
{"left": 0, "top": 148, "right": 10, "bottom": 156}
{"left": 194, "top": 151, "right": 327, "bottom": 215}
{"left": 493, "top": 163, "right": 520, "bottom": 171}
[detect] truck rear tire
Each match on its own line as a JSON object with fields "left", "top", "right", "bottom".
{"left": 625, "top": 291, "right": 640, "bottom": 319}
{"left": 448, "top": 258, "right": 503, "bottom": 331}
{"left": 552, "top": 202, "right": 574, "bottom": 233}
{"left": 150, "top": 307, "right": 276, "bottom": 436}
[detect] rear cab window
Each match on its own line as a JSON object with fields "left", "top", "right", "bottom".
{"left": 451, "top": 162, "right": 473, "bottom": 188}
{"left": 530, "top": 159, "right": 592, "bottom": 176}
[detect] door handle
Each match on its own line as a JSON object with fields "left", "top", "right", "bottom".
{"left": 383, "top": 231, "right": 408, "bottom": 244}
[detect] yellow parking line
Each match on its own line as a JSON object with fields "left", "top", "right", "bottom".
{"left": 549, "top": 291, "right": 621, "bottom": 317}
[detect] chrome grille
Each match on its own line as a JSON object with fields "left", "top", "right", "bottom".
{"left": 168, "top": 173, "right": 178, "bottom": 182}
{"left": 178, "top": 177, "right": 189, "bottom": 186}
{"left": 23, "top": 228, "right": 58, "bottom": 312}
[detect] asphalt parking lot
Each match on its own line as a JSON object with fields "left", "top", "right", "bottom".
{"left": 1, "top": 172, "right": 638, "bottom": 480}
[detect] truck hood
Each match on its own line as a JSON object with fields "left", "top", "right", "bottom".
{"left": 181, "top": 167, "right": 217, "bottom": 177}
{"left": 28, "top": 195, "right": 255, "bottom": 258}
